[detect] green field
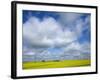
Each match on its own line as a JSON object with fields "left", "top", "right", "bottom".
{"left": 23, "top": 60, "right": 90, "bottom": 69}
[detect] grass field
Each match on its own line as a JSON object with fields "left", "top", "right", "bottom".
{"left": 23, "top": 60, "right": 90, "bottom": 69}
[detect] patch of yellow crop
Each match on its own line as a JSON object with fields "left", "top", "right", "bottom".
{"left": 23, "top": 60, "right": 90, "bottom": 69}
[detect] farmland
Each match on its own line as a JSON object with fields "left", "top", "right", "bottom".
{"left": 23, "top": 59, "right": 90, "bottom": 69}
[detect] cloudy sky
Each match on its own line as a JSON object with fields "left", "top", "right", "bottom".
{"left": 22, "top": 10, "right": 91, "bottom": 61}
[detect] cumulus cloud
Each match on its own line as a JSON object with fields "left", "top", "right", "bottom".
{"left": 58, "top": 13, "right": 83, "bottom": 25}
{"left": 23, "top": 17, "right": 77, "bottom": 49}
{"left": 62, "top": 41, "right": 90, "bottom": 59}
{"left": 63, "top": 41, "right": 90, "bottom": 53}
{"left": 22, "top": 11, "right": 91, "bottom": 61}
{"left": 58, "top": 13, "right": 90, "bottom": 38}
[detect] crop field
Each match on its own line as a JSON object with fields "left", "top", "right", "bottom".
{"left": 23, "top": 59, "right": 90, "bottom": 69}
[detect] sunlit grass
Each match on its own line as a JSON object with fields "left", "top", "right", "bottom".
{"left": 23, "top": 59, "right": 90, "bottom": 69}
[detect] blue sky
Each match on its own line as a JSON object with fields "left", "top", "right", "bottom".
{"left": 23, "top": 10, "right": 59, "bottom": 23}
{"left": 22, "top": 10, "right": 91, "bottom": 61}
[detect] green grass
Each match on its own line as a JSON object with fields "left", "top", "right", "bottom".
{"left": 23, "top": 60, "right": 90, "bottom": 69}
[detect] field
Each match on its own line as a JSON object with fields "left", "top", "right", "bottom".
{"left": 23, "top": 60, "right": 90, "bottom": 69}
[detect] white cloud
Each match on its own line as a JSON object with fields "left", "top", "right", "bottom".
{"left": 23, "top": 14, "right": 90, "bottom": 60}
{"left": 24, "top": 51, "right": 35, "bottom": 56}
{"left": 62, "top": 41, "right": 90, "bottom": 59}
{"left": 58, "top": 13, "right": 82, "bottom": 25}
{"left": 58, "top": 13, "right": 90, "bottom": 38}
{"left": 63, "top": 41, "right": 90, "bottom": 54}
{"left": 23, "top": 17, "right": 77, "bottom": 49}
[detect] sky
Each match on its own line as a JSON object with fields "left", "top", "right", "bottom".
{"left": 22, "top": 10, "right": 91, "bottom": 62}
